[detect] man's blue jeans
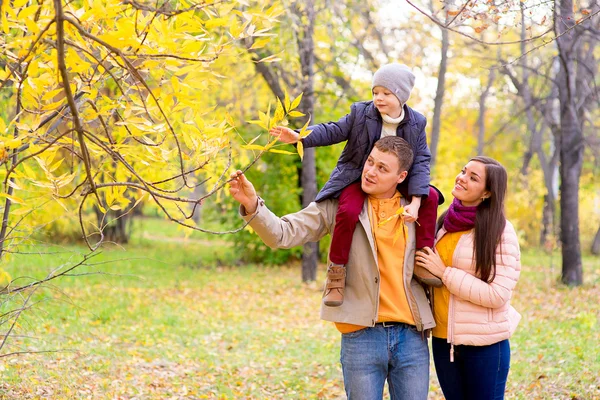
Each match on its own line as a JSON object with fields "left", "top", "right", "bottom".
{"left": 340, "top": 323, "right": 430, "bottom": 400}
{"left": 432, "top": 337, "right": 510, "bottom": 400}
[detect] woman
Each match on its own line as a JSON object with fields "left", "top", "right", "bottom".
{"left": 415, "top": 156, "right": 521, "bottom": 400}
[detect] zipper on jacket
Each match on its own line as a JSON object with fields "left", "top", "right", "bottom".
{"left": 449, "top": 293, "right": 455, "bottom": 363}
{"left": 447, "top": 232, "right": 464, "bottom": 363}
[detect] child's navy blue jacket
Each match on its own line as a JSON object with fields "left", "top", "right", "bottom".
{"left": 302, "top": 101, "right": 431, "bottom": 202}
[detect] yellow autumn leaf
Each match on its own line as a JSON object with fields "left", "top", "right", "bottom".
{"left": 290, "top": 93, "right": 303, "bottom": 110}
{"left": 250, "top": 37, "right": 271, "bottom": 49}
{"left": 0, "top": 268, "right": 11, "bottom": 289}
{"left": 297, "top": 140, "right": 304, "bottom": 160}
{"left": 283, "top": 89, "right": 291, "bottom": 112}
{"left": 204, "top": 17, "right": 228, "bottom": 29}
{"left": 41, "top": 88, "right": 64, "bottom": 102}
{"left": 247, "top": 134, "right": 262, "bottom": 146}
{"left": 273, "top": 99, "right": 285, "bottom": 125}
{"left": 287, "top": 111, "right": 305, "bottom": 118}
{"left": 24, "top": 15, "right": 40, "bottom": 34}
{"left": 242, "top": 144, "right": 266, "bottom": 151}
{"left": 378, "top": 206, "right": 405, "bottom": 227}
{"left": 257, "top": 54, "right": 282, "bottom": 63}
{"left": 268, "top": 149, "right": 295, "bottom": 155}
{"left": 4, "top": 137, "right": 22, "bottom": 149}
{"left": 0, "top": 192, "right": 25, "bottom": 204}
{"left": 298, "top": 118, "right": 312, "bottom": 138}
{"left": 1, "top": 11, "right": 9, "bottom": 35}
{"left": 229, "top": 19, "right": 243, "bottom": 38}
{"left": 393, "top": 223, "right": 408, "bottom": 245}
{"left": 10, "top": 206, "right": 32, "bottom": 216}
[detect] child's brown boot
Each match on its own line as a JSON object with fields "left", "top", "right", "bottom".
{"left": 414, "top": 250, "right": 443, "bottom": 287}
{"left": 323, "top": 263, "right": 346, "bottom": 307}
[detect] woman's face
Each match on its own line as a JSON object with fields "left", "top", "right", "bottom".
{"left": 452, "top": 161, "right": 490, "bottom": 207}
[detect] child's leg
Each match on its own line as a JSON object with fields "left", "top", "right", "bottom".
{"left": 408, "top": 186, "right": 442, "bottom": 287}
{"left": 414, "top": 186, "right": 439, "bottom": 249}
{"left": 324, "top": 181, "right": 365, "bottom": 307}
{"left": 329, "top": 181, "right": 366, "bottom": 265}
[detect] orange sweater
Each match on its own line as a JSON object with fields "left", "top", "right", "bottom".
{"left": 432, "top": 231, "right": 468, "bottom": 339}
{"left": 336, "top": 192, "right": 414, "bottom": 333}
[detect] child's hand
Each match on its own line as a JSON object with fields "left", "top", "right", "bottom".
{"left": 403, "top": 202, "right": 420, "bottom": 223}
{"left": 269, "top": 126, "right": 300, "bottom": 144}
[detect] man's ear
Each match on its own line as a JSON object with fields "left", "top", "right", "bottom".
{"left": 397, "top": 170, "right": 408, "bottom": 184}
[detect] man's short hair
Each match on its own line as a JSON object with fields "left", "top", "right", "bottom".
{"left": 373, "top": 136, "right": 414, "bottom": 172}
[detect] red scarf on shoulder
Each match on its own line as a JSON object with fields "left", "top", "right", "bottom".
{"left": 443, "top": 198, "right": 477, "bottom": 233}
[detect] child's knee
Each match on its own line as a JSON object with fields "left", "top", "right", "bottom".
{"left": 337, "top": 202, "right": 362, "bottom": 222}
{"left": 425, "top": 187, "right": 439, "bottom": 207}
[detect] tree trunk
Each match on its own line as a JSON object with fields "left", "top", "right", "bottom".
{"left": 94, "top": 208, "right": 132, "bottom": 244}
{"left": 297, "top": 0, "right": 318, "bottom": 282}
{"left": 301, "top": 150, "right": 318, "bottom": 282}
{"left": 556, "top": 0, "right": 584, "bottom": 285}
{"left": 429, "top": 24, "right": 449, "bottom": 167}
{"left": 244, "top": 1, "right": 318, "bottom": 281}
{"left": 476, "top": 64, "right": 495, "bottom": 155}
{"left": 592, "top": 226, "right": 600, "bottom": 255}
{"left": 538, "top": 141, "right": 559, "bottom": 245}
{"left": 539, "top": 194, "right": 555, "bottom": 246}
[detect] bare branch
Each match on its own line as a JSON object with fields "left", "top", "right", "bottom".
{"left": 405, "top": 0, "right": 555, "bottom": 45}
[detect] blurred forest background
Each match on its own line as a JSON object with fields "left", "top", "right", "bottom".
{"left": 0, "top": 0, "right": 599, "bottom": 398}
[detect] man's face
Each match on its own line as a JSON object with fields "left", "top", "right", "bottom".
{"left": 361, "top": 148, "right": 408, "bottom": 199}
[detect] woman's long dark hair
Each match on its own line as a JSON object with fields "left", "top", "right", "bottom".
{"left": 437, "top": 156, "right": 507, "bottom": 283}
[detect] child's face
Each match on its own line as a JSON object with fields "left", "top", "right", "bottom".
{"left": 372, "top": 86, "right": 402, "bottom": 118}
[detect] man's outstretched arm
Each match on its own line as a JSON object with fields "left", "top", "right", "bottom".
{"left": 229, "top": 171, "right": 333, "bottom": 249}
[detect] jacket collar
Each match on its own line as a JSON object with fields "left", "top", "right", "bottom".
{"left": 366, "top": 102, "right": 415, "bottom": 126}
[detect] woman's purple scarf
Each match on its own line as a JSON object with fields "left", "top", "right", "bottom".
{"left": 444, "top": 198, "right": 478, "bottom": 232}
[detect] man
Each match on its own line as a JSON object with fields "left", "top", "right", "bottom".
{"left": 229, "top": 136, "right": 434, "bottom": 399}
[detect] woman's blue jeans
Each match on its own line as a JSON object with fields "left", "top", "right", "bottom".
{"left": 432, "top": 337, "right": 511, "bottom": 400}
{"left": 340, "top": 323, "right": 430, "bottom": 400}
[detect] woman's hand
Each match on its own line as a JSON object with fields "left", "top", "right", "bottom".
{"left": 415, "top": 247, "right": 446, "bottom": 278}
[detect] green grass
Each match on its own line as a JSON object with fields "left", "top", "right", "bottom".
{"left": 0, "top": 222, "right": 599, "bottom": 399}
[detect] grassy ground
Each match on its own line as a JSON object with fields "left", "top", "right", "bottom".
{"left": 0, "top": 218, "right": 599, "bottom": 399}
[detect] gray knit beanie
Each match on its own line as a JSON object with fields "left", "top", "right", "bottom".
{"left": 371, "top": 63, "right": 415, "bottom": 105}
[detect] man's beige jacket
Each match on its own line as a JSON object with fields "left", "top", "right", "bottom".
{"left": 241, "top": 197, "right": 435, "bottom": 332}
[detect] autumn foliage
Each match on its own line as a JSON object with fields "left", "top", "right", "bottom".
{"left": 0, "top": 0, "right": 288, "bottom": 253}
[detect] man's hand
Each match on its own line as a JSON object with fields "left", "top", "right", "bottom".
{"left": 269, "top": 126, "right": 300, "bottom": 144}
{"left": 228, "top": 170, "right": 259, "bottom": 214}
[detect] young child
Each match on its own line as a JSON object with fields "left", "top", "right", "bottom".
{"left": 270, "top": 63, "right": 443, "bottom": 307}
